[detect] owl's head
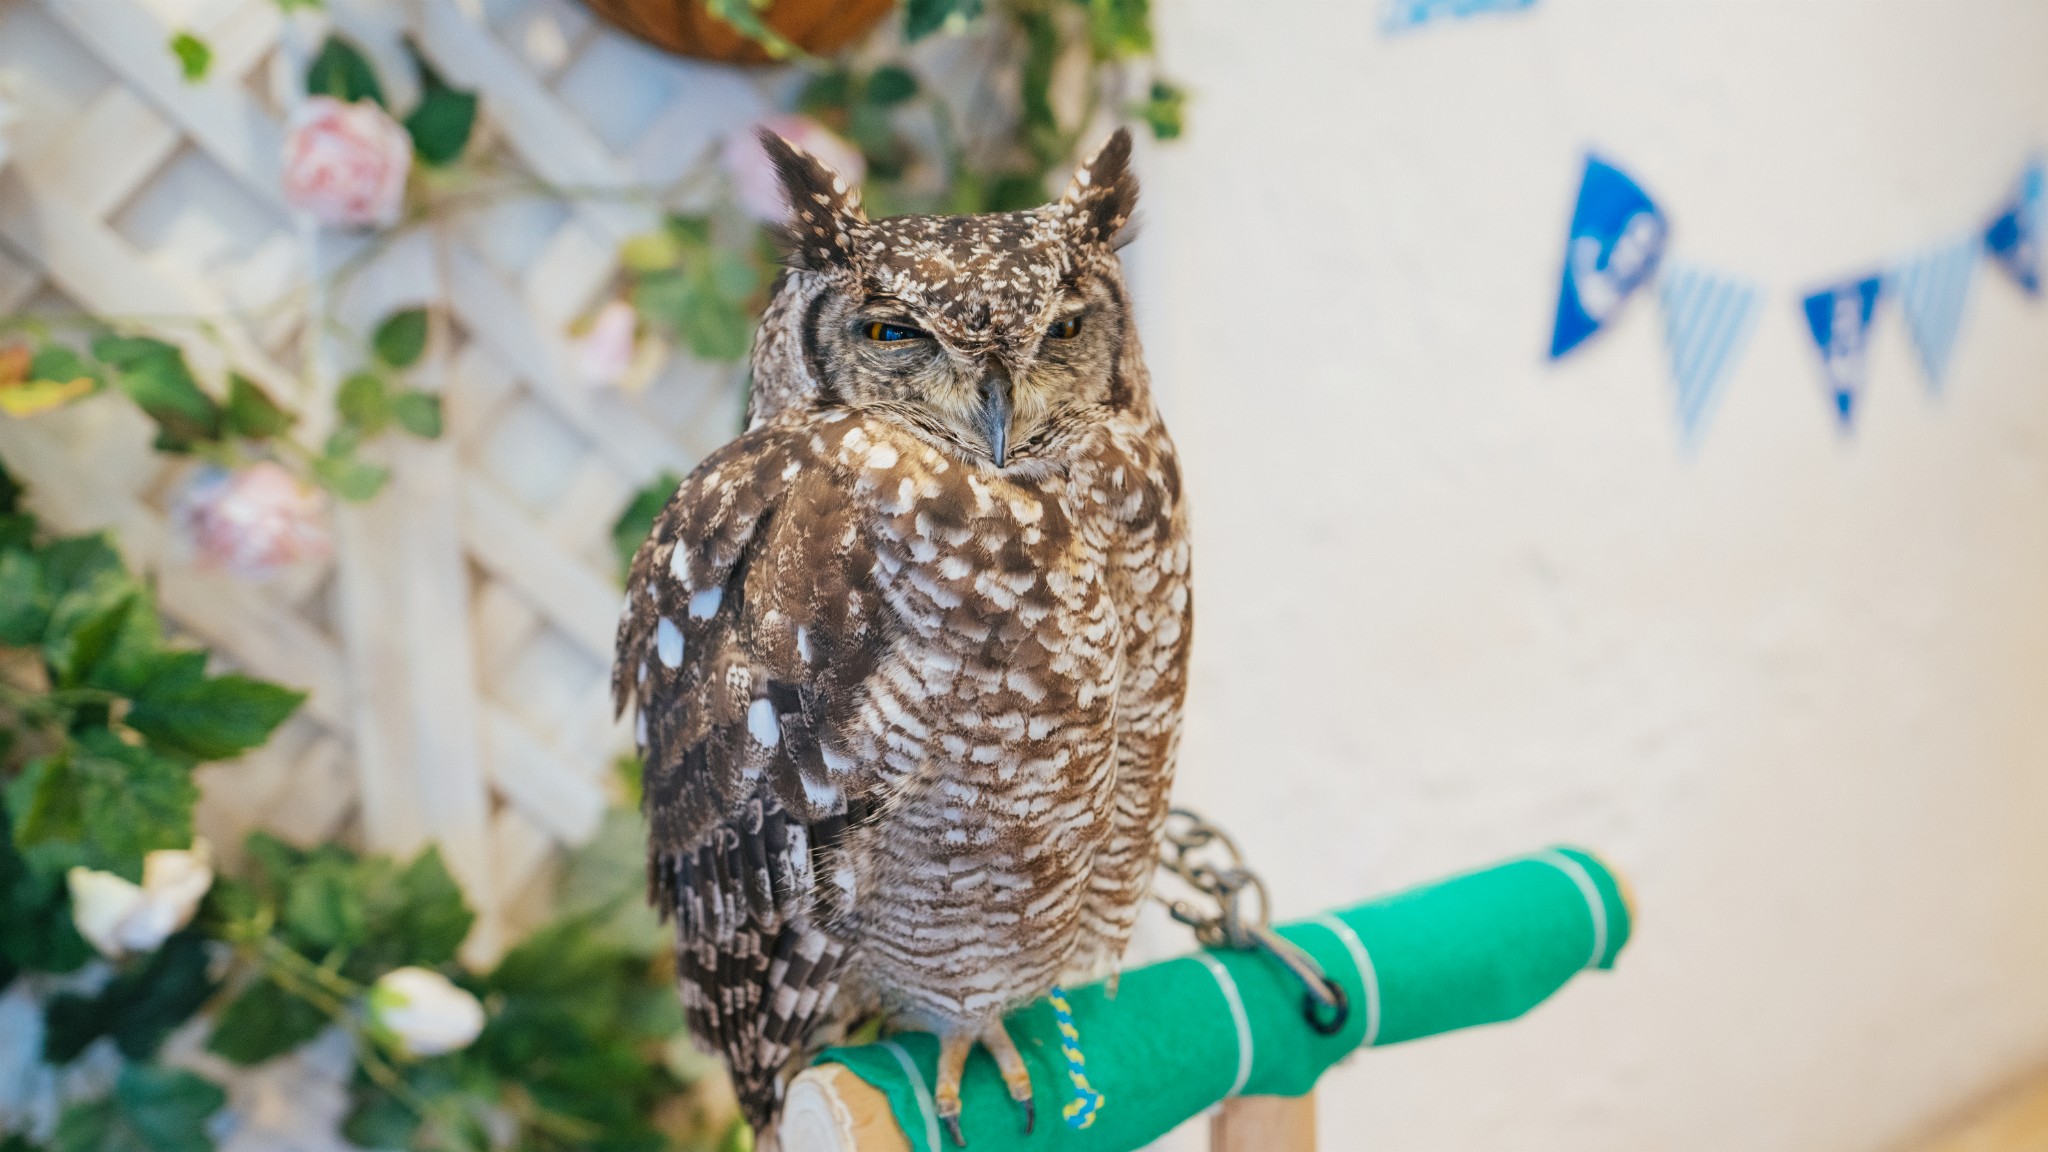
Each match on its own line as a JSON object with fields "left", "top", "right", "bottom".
{"left": 757, "top": 127, "right": 1141, "bottom": 470}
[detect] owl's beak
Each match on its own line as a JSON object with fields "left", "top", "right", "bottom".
{"left": 977, "top": 370, "right": 1014, "bottom": 468}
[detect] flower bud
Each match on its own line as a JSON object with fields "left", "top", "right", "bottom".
{"left": 67, "top": 840, "right": 214, "bottom": 958}
{"left": 283, "top": 96, "right": 413, "bottom": 229}
{"left": 368, "top": 967, "right": 485, "bottom": 1058}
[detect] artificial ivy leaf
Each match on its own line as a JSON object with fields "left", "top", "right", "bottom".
{"left": 168, "top": 32, "right": 211, "bottom": 82}
{"left": 311, "top": 451, "right": 388, "bottom": 502}
{"left": 610, "top": 471, "right": 681, "bottom": 582}
{"left": 402, "top": 52, "right": 476, "bottom": 167}
{"left": 0, "top": 549, "right": 50, "bottom": 645}
{"left": 372, "top": 309, "right": 430, "bottom": 370}
{"left": 305, "top": 34, "right": 384, "bottom": 107}
{"left": 7, "top": 734, "right": 197, "bottom": 881}
{"left": 29, "top": 345, "right": 96, "bottom": 391}
{"left": 336, "top": 372, "right": 392, "bottom": 433}
{"left": 679, "top": 285, "right": 754, "bottom": 361}
{"left": 0, "top": 456, "right": 23, "bottom": 514}
{"left": 42, "top": 578, "right": 135, "bottom": 690}
{"left": 339, "top": 1086, "right": 418, "bottom": 1151}
{"left": 390, "top": 392, "right": 442, "bottom": 439}
{"left": 92, "top": 337, "right": 219, "bottom": 449}
{"left": 54, "top": 1066, "right": 226, "bottom": 1152}
{"left": 664, "top": 214, "right": 713, "bottom": 249}
{"left": 904, "top": 0, "right": 984, "bottom": 41}
{"left": 1088, "top": 0, "right": 1153, "bottom": 58}
{"left": 619, "top": 230, "right": 684, "bottom": 274}
{"left": 222, "top": 374, "right": 292, "bottom": 440}
{"left": 280, "top": 851, "right": 367, "bottom": 953}
{"left": 865, "top": 65, "right": 919, "bottom": 106}
{"left": 798, "top": 69, "right": 852, "bottom": 114}
{"left": 125, "top": 657, "right": 304, "bottom": 762}
{"left": 1138, "top": 79, "right": 1186, "bottom": 140}
{"left": 357, "top": 845, "right": 472, "bottom": 972}
{"left": 0, "top": 798, "right": 93, "bottom": 975}
{"left": 206, "top": 977, "right": 329, "bottom": 1065}
{"left": 43, "top": 930, "right": 216, "bottom": 1064}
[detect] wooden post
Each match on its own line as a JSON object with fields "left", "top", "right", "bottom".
{"left": 1211, "top": 1094, "right": 1316, "bottom": 1152}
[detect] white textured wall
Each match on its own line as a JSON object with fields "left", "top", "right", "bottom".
{"left": 1127, "top": 2, "right": 2048, "bottom": 1149}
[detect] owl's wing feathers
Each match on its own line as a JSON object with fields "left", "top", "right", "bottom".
{"left": 613, "top": 419, "right": 887, "bottom": 1127}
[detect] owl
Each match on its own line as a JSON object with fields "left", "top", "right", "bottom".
{"left": 612, "top": 127, "right": 1190, "bottom": 1146}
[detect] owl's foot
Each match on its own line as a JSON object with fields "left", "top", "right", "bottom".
{"left": 930, "top": 1021, "right": 1038, "bottom": 1146}
{"left": 934, "top": 1031, "right": 971, "bottom": 1147}
{"left": 979, "top": 1020, "right": 1036, "bottom": 1135}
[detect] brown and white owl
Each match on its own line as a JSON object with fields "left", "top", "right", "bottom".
{"left": 612, "top": 126, "right": 1190, "bottom": 1145}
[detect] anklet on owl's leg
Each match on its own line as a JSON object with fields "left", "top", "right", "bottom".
{"left": 934, "top": 1030, "right": 973, "bottom": 1147}
{"left": 978, "top": 1020, "right": 1037, "bottom": 1134}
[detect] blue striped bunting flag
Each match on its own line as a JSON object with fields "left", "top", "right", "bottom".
{"left": 1888, "top": 238, "right": 1979, "bottom": 391}
{"left": 1656, "top": 264, "right": 1762, "bottom": 444}
{"left": 1383, "top": 0, "right": 1538, "bottom": 34}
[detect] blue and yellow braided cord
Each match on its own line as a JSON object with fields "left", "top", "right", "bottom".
{"left": 1046, "top": 985, "right": 1105, "bottom": 1129}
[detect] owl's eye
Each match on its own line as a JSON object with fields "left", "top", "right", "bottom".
{"left": 863, "top": 321, "right": 929, "bottom": 343}
{"left": 1048, "top": 316, "right": 1083, "bottom": 340}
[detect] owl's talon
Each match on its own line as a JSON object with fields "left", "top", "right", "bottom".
{"left": 1017, "top": 1095, "right": 1035, "bottom": 1135}
{"left": 941, "top": 1113, "right": 967, "bottom": 1148}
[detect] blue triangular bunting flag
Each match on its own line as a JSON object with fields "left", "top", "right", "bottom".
{"left": 1383, "top": 0, "right": 1538, "bottom": 34}
{"left": 1801, "top": 276, "right": 1885, "bottom": 429}
{"left": 1656, "top": 263, "right": 1761, "bottom": 443}
{"left": 1984, "top": 157, "right": 2042, "bottom": 296}
{"left": 1549, "top": 154, "right": 1669, "bottom": 359}
{"left": 1888, "top": 237, "right": 1979, "bottom": 390}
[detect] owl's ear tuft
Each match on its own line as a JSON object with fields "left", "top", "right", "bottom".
{"left": 759, "top": 128, "right": 867, "bottom": 271}
{"left": 1058, "top": 127, "right": 1139, "bottom": 252}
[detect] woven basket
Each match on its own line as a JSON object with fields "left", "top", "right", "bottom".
{"left": 582, "top": 0, "right": 896, "bottom": 65}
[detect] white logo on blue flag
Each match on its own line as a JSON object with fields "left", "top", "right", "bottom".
{"left": 1984, "top": 157, "right": 2043, "bottom": 296}
{"left": 1383, "top": 0, "right": 1538, "bottom": 34}
{"left": 1888, "top": 238, "right": 1979, "bottom": 390}
{"left": 1550, "top": 155, "right": 1669, "bottom": 359}
{"left": 1801, "top": 277, "right": 1885, "bottom": 429}
{"left": 1657, "top": 264, "right": 1761, "bottom": 444}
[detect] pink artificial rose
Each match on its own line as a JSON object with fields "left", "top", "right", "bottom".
{"left": 176, "top": 462, "right": 331, "bottom": 581}
{"left": 572, "top": 300, "right": 639, "bottom": 389}
{"left": 722, "top": 114, "right": 866, "bottom": 223}
{"left": 283, "top": 96, "right": 413, "bottom": 229}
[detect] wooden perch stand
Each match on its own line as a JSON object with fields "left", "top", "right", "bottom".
{"left": 774, "top": 848, "right": 1634, "bottom": 1152}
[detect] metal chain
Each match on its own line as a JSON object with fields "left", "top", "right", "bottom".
{"left": 1154, "top": 808, "right": 1349, "bottom": 1036}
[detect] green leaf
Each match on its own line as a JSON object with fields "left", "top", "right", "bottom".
{"left": 357, "top": 845, "right": 472, "bottom": 972}
{"left": 1138, "top": 79, "right": 1186, "bottom": 140}
{"left": 8, "top": 734, "right": 196, "bottom": 881}
{"left": 339, "top": 1087, "right": 418, "bottom": 1151}
{"left": 865, "top": 65, "right": 919, "bottom": 106}
{"left": 372, "top": 308, "right": 429, "bottom": 369}
{"left": 44, "top": 931, "right": 216, "bottom": 1064}
{"left": 0, "top": 798, "right": 93, "bottom": 975}
{"left": 29, "top": 345, "right": 95, "bottom": 388}
{"left": 904, "top": 0, "right": 983, "bottom": 41}
{"left": 610, "top": 472, "right": 679, "bottom": 583}
{"left": 664, "top": 213, "right": 713, "bottom": 249}
{"left": 310, "top": 451, "right": 388, "bottom": 502}
{"left": 335, "top": 372, "right": 391, "bottom": 434}
{"left": 403, "top": 53, "right": 476, "bottom": 168}
{"left": 390, "top": 392, "right": 442, "bottom": 439}
{"left": 619, "top": 230, "right": 684, "bottom": 274}
{"left": 305, "top": 35, "right": 384, "bottom": 107}
{"left": 54, "top": 1066, "right": 226, "bottom": 1152}
{"left": 1088, "top": 0, "right": 1153, "bottom": 58}
{"left": 42, "top": 578, "right": 136, "bottom": 689}
{"left": 125, "top": 657, "right": 305, "bottom": 762}
{"left": 798, "top": 70, "right": 852, "bottom": 114}
{"left": 699, "top": 0, "right": 800, "bottom": 60}
{"left": 168, "top": 32, "right": 211, "bottom": 82}
{"left": 94, "top": 337, "right": 219, "bottom": 449}
{"left": 206, "top": 978, "right": 329, "bottom": 1065}
{"left": 0, "top": 549, "right": 50, "bottom": 645}
{"left": 679, "top": 284, "right": 754, "bottom": 361}
{"left": 0, "top": 455, "right": 23, "bottom": 515}
{"left": 280, "top": 852, "right": 366, "bottom": 953}
{"left": 222, "top": 375, "right": 292, "bottom": 440}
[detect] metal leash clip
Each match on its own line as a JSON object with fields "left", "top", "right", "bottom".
{"left": 1155, "top": 808, "right": 1349, "bottom": 1036}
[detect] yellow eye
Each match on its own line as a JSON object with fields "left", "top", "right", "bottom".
{"left": 1049, "top": 316, "right": 1083, "bottom": 340}
{"left": 863, "top": 321, "right": 927, "bottom": 343}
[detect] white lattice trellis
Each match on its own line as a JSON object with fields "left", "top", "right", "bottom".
{"left": 0, "top": 0, "right": 777, "bottom": 962}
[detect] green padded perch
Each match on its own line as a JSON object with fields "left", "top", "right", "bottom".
{"left": 813, "top": 846, "right": 1632, "bottom": 1152}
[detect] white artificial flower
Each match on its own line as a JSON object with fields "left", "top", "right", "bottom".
{"left": 66, "top": 839, "right": 214, "bottom": 959}
{"left": 368, "top": 967, "right": 486, "bottom": 1058}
